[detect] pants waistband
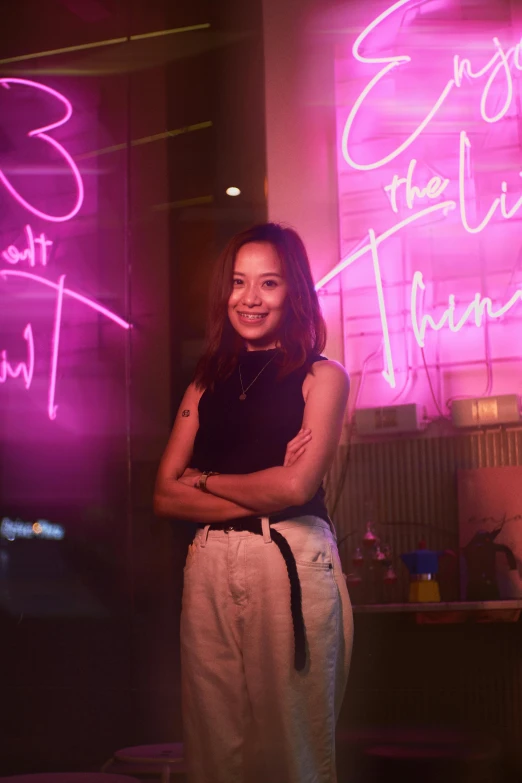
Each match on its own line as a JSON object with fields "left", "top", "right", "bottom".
{"left": 199, "top": 519, "right": 266, "bottom": 533}
{"left": 196, "top": 514, "right": 336, "bottom": 540}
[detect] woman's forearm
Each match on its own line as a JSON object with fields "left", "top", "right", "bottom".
{"left": 154, "top": 478, "right": 272, "bottom": 522}
{"left": 204, "top": 467, "right": 303, "bottom": 513}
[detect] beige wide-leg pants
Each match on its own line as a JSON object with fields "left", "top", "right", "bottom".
{"left": 180, "top": 515, "right": 353, "bottom": 783}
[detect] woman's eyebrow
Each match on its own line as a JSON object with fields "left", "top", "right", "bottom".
{"left": 233, "top": 272, "right": 284, "bottom": 278}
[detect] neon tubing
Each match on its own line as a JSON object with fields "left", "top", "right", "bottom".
{"left": 0, "top": 269, "right": 131, "bottom": 329}
{"left": 342, "top": 0, "right": 522, "bottom": 169}
{"left": 0, "top": 323, "right": 34, "bottom": 389}
{"left": 2, "top": 225, "right": 53, "bottom": 267}
{"left": 411, "top": 271, "right": 522, "bottom": 348}
{"left": 315, "top": 199, "right": 456, "bottom": 290}
{"left": 48, "top": 275, "right": 65, "bottom": 419}
{"left": 383, "top": 159, "right": 450, "bottom": 213}
{"left": 369, "top": 229, "right": 395, "bottom": 387}
{"left": 0, "top": 79, "right": 84, "bottom": 222}
{"left": 0, "top": 270, "right": 131, "bottom": 419}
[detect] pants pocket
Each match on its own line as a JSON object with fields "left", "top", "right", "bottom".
{"left": 183, "top": 538, "right": 201, "bottom": 573}
{"left": 274, "top": 524, "right": 333, "bottom": 569}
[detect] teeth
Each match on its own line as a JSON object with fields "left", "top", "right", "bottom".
{"left": 240, "top": 314, "right": 267, "bottom": 320}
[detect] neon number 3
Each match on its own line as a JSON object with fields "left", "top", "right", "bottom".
{"left": 0, "top": 78, "right": 84, "bottom": 223}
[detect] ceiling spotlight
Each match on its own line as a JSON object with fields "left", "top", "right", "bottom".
{"left": 226, "top": 186, "right": 241, "bottom": 197}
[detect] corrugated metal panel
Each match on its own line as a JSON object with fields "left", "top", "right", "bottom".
{"left": 327, "top": 430, "right": 522, "bottom": 579}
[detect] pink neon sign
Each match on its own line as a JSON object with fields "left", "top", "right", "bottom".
{"left": 0, "top": 323, "right": 34, "bottom": 389}
{"left": 0, "top": 79, "right": 84, "bottom": 223}
{"left": 323, "top": 0, "right": 522, "bottom": 393}
{"left": 340, "top": 0, "right": 522, "bottom": 171}
{"left": 0, "top": 80, "right": 130, "bottom": 419}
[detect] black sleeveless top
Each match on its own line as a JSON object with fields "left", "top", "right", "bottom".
{"left": 189, "top": 347, "right": 330, "bottom": 525}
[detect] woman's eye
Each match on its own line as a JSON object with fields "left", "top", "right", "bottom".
{"left": 231, "top": 278, "right": 278, "bottom": 288}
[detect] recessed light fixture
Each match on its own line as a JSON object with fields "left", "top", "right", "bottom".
{"left": 226, "top": 186, "right": 241, "bottom": 197}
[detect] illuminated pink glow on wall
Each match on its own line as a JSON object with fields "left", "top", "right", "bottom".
{"left": 332, "top": 0, "right": 522, "bottom": 412}
{"left": 0, "top": 78, "right": 131, "bottom": 419}
{"left": 0, "top": 270, "right": 131, "bottom": 329}
{"left": 0, "top": 323, "right": 34, "bottom": 389}
{"left": 2, "top": 225, "right": 53, "bottom": 267}
{"left": 411, "top": 272, "right": 522, "bottom": 347}
{"left": 341, "top": 0, "right": 522, "bottom": 171}
{"left": 319, "top": 129, "right": 522, "bottom": 288}
{"left": 0, "top": 79, "right": 84, "bottom": 222}
{"left": 384, "top": 159, "right": 450, "bottom": 214}
{"left": 315, "top": 199, "right": 455, "bottom": 289}
{"left": 1, "top": 269, "right": 130, "bottom": 419}
{"left": 369, "top": 229, "right": 395, "bottom": 388}
{"left": 49, "top": 275, "right": 65, "bottom": 420}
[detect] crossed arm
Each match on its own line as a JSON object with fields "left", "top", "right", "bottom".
{"left": 153, "top": 360, "right": 349, "bottom": 522}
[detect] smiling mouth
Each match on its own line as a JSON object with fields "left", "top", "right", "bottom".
{"left": 237, "top": 312, "right": 268, "bottom": 320}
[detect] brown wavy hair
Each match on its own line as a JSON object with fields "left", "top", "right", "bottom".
{"left": 193, "top": 222, "right": 327, "bottom": 391}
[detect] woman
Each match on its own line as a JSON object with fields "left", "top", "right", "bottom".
{"left": 154, "top": 223, "right": 352, "bottom": 783}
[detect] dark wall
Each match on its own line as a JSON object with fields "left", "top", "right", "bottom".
{"left": 0, "top": 0, "right": 266, "bottom": 773}
{"left": 168, "top": 0, "right": 268, "bottom": 404}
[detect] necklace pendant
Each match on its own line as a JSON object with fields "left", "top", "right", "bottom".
{"left": 239, "top": 393, "right": 247, "bottom": 401}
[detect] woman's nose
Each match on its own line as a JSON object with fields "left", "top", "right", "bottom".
{"left": 241, "top": 285, "right": 262, "bottom": 305}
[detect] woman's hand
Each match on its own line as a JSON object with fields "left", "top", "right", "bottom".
{"left": 284, "top": 428, "right": 312, "bottom": 467}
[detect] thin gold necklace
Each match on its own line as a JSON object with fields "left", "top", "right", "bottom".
{"left": 238, "top": 352, "right": 277, "bottom": 400}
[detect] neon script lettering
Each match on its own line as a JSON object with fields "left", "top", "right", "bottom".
{"left": 411, "top": 272, "right": 522, "bottom": 348}
{"left": 320, "top": 131, "right": 522, "bottom": 387}
{"left": 0, "top": 79, "right": 84, "bottom": 222}
{"left": 384, "top": 159, "right": 450, "bottom": 214}
{"left": 0, "top": 80, "right": 130, "bottom": 419}
{"left": 0, "top": 323, "right": 34, "bottom": 390}
{"left": 1, "top": 264, "right": 130, "bottom": 420}
{"left": 322, "top": 0, "right": 522, "bottom": 388}
{"left": 341, "top": 0, "right": 522, "bottom": 170}
{"left": 2, "top": 225, "right": 52, "bottom": 267}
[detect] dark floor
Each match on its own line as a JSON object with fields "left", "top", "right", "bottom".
{"left": 3, "top": 726, "right": 520, "bottom": 783}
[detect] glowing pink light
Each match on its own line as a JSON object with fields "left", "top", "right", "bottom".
{"left": 0, "top": 323, "right": 34, "bottom": 389}
{"left": 384, "top": 159, "right": 450, "bottom": 214}
{"left": 315, "top": 199, "right": 456, "bottom": 290}
{"left": 458, "top": 131, "right": 522, "bottom": 233}
{"left": 322, "top": 133, "right": 522, "bottom": 380}
{"left": 48, "top": 275, "right": 65, "bottom": 419}
{"left": 341, "top": 0, "right": 522, "bottom": 170}
{"left": 369, "top": 229, "right": 395, "bottom": 388}
{"left": 1, "top": 225, "right": 53, "bottom": 267}
{"left": 332, "top": 0, "right": 522, "bottom": 402}
{"left": 316, "top": 202, "right": 456, "bottom": 391}
{"left": 321, "top": 129, "right": 522, "bottom": 387}
{"left": 452, "top": 40, "right": 518, "bottom": 124}
{"left": 341, "top": 0, "right": 455, "bottom": 170}
{"left": 479, "top": 38, "right": 514, "bottom": 124}
{"left": 0, "top": 79, "right": 84, "bottom": 222}
{"left": 0, "top": 269, "right": 130, "bottom": 419}
{"left": 381, "top": 133, "right": 522, "bottom": 236}
{"left": 0, "top": 270, "right": 131, "bottom": 329}
{"left": 411, "top": 271, "right": 522, "bottom": 348}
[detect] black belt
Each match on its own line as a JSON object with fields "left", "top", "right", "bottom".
{"left": 199, "top": 519, "right": 306, "bottom": 671}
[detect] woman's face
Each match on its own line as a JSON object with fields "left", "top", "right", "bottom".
{"left": 228, "top": 241, "right": 288, "bottom": 351}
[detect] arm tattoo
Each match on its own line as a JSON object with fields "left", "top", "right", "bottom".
{"left": 182, "top": 409, "right": 190, "bottom": 417}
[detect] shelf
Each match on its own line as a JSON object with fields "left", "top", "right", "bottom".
{"left": 352, "top": 600, "right": 522, "bottom": 623}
